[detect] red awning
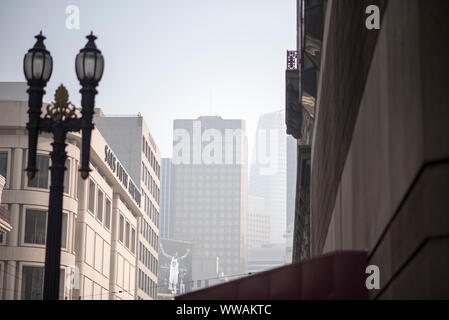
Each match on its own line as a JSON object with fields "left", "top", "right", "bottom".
{"left": 176, "top": 251, "right": 368, "bottom": 300}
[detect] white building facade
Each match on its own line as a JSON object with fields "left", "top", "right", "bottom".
{"left": 0, "top": 83, "right": 148, "bottom": 300}
{"left": 94, "top": 114, "right": 161, "bottom": 300}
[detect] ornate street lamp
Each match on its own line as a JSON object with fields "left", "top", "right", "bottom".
{"left": 23, "top": 31, "right": 104, "bottom": 300}
{"left": 23, "top": 31, "right": 53, "bottom": 179}
{"left": 75, "top": 32, "right": 104, "bottom": 179}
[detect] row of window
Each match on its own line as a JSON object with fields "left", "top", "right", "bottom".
{"left": 119, "top": 213, "right": 136, "bottom": 254}
{"left": 140, "top": 219, "right": 158, "bottom": 251}
{"left": 142, "top": 137, "right": 160, "bottom": 179}
{"left": 177, "top": 165, "right": 241, "bottom": 171}
{"left": 88, "top": 179, "right": 112, "bottom": 230}
{"left": 18, "top": 265, "right": 131, "bottom": 300}
{"left": 139, "top": 242, "right": 157, "bottom": 275}
{"left": 175, "top": 202, "right": 240, "bottom": 208}
{"left": 83, "top": 276, "right": 108, "bottom": 300}
{"left": 142, "top": 162, "right": 160, "bottom": 204}
{"left": 175, "top": 206, "right": 240, "bottom": 213}
{"left": 196, "top": 279, "right": 209, "bottom": 289}
{"left": 0, "top": 152, "right": 74, "bottom": 197}
{"left": 177, "top": 175, "right": 241, "bottom": 181}
{"left": 24, "top": 209, "right": 69, "bottom": 248}
{"left": 143, "top": 192, "right": 159, "bottom": 227}
{"left": 20, "top": 266, "right": 64, "bottom": 300}
{"left": 138, "top": 268, "right": 156, "bottom": 299}
{"left": 176, "top": 186, "right": 240, "bottom": 193}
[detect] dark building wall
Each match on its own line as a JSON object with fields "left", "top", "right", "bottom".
{"left": 292, "top": 145, "right": 311, "bottom": 262}
{"left": 310, "top": 0, "right": 386, "bottom": 254}
{"left": 312, "top": 0, "right": 449, "bottom": 298}
{"left": 289, "top": 0, "right": 322, "bottom": 263}
{"left": 286, "top": 136, "right": 297, "bottom": 233}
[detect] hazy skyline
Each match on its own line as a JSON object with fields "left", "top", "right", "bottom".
{"left": 0, "top": 0, "right": 296, "bottom": 157}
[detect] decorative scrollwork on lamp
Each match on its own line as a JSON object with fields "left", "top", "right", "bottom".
{"left": 45, "top": 85, "right": 77, "bottom": 122}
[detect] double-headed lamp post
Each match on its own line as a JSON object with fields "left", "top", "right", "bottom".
{"left": 23, "top": 31, "right": 104, "bottom": 300}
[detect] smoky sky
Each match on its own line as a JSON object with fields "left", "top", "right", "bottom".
{"left": 0, "top": 0, "right": 296, "bottom": 157}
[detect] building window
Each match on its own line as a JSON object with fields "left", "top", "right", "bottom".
{"left": 150, "top": 151, "right": 154, "bottom": 169}
{"left": 24, "top": 209, "right": 47, "bottom": 245}
{"left": 0, "top": 151, "right": 8, "bottom": 180}
{"left": 61, "top": 213, "right": 68, "bottom": 249}
{"left": 59, "top": 268, "right": 65, "bottom": 300}
{"left": 139, "top": 243, "right": 143, "bottom": 262}
{"left": 63, "top": 159, "right": 70, "bottom": 194}
{"left": 0, "top": 231, "right": 5, "bottom": 244}
{"left": 22, "top": 266, "right": 44, "bottom": 300}
{"left": 105, "top": 199, "right": 111, "bottom": 230}
{"left": 145, "top": 142, "right": 149, "bottom": 159}
{"left": 125, "top": 221, "right": 130, "bottom": 248}
{"left": 27, "top": 155, "right": 49, "bottom": 189}
{"left": 131, "top": 228, "right": 136, "bottom": 254}
{"left": 151, "top": 279, "right": 154, "bottom": 298}
{"left": 138, "top": 270, "right": 142, "bottom": 289}
{"left": 97, "top": 189, "right": 104, "bottom": 222}
{"left": 144, "top": 273, "right": 147, "bottom": 293}
{"left": 145, "top": 168, "right": 148, "bottom": 188}
{"left": 88, "top": 179, "right": 95, "bottom": 214}
{"left": 119, "top": 214, "right": 124, "bottom": 243}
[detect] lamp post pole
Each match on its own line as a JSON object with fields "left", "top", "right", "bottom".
{"left": 24, "top": 32, "right": 104, "bottom": 300}
{"left": 42, "top": 115, "right": 69, "bottom": 300}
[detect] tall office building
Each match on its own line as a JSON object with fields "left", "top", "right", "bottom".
{"left": 171, "top": 116, "right": 248, "bottom": 280}
{"left": 95, "top": 114, "right": 161, "bottom": 300}
{"left": 249, "top": 110, "right": 287, "bottom": 244}
{"left": 247, "top": 196, "right": 270, "bottom": 250}
{"left": 0, "top": 83, "right": 144, "bottom": 300}
{"left": 159, "top": 158, "right": 173, "bottom": 239}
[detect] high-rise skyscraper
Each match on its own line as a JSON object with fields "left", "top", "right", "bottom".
{"left": 249, "top": 110, "right": 287, "bottom": 244}
{"left": 171, "top": 116, "right": 248, "bottom": 280}
{"left": 160, "top": 158, "right": 173, "bottom": 239}
{"left": 247, "top": 195, "right": 270, "bottom": 250}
